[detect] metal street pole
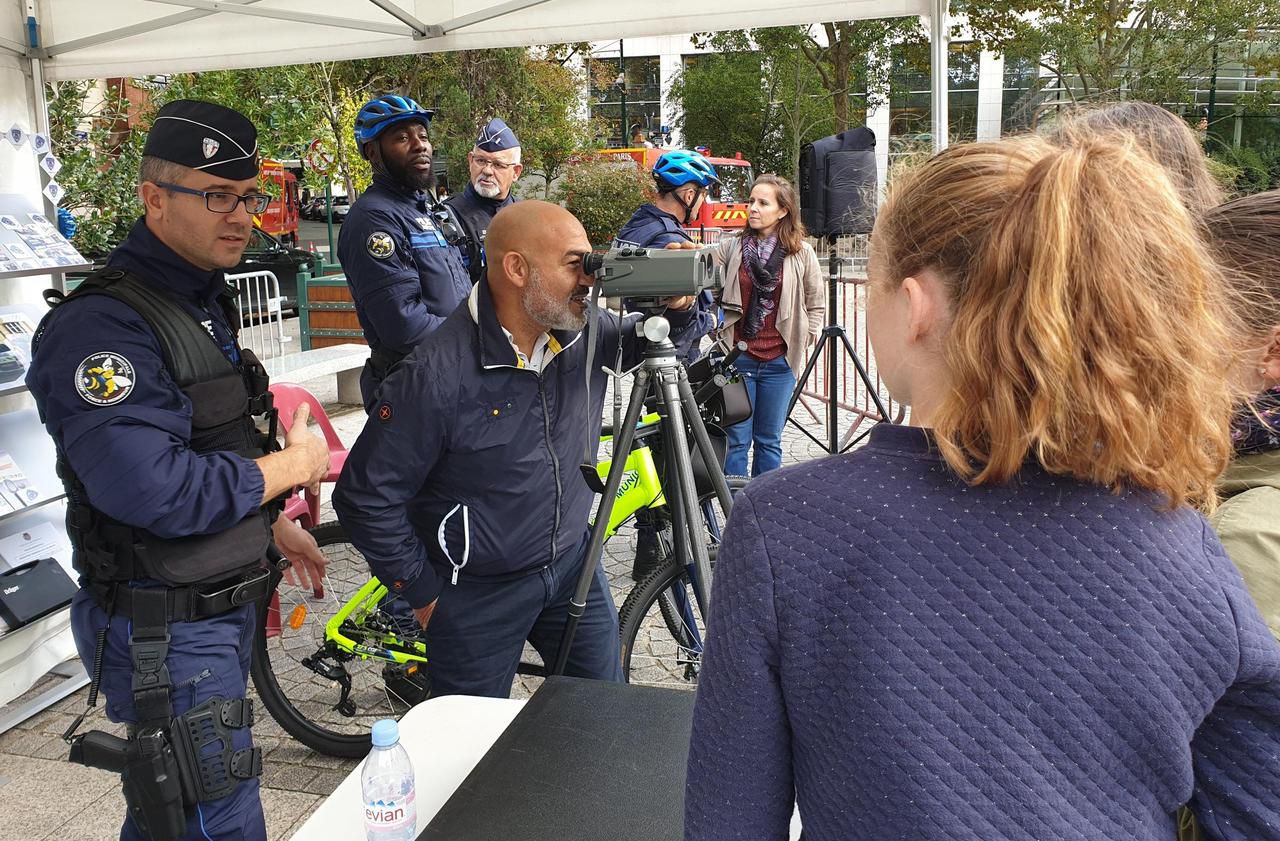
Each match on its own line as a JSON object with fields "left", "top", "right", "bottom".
{"left": 325, "top": 182, "right": 335, "bottom": 266}
{"left": 619, "top": 39, "right": 628, "bottom": 147}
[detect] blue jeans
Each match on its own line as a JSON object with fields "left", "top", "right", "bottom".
{"left": 725, "top": 354, "right": 796, "bottom": 477}
{"left": 423, "top": 531, "right": 623, "bottom": 698}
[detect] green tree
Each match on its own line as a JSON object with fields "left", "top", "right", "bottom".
{"left": 668, "top": 51, "right": 784, "bottom": 174}
{"left": 956, "top": 0, "right": 1279, "bottom": 108}
{"left": 45, "top": 80, "right": 143, "bottom": 256}
{"left": 158, "top": 67, "right": 324, "bottom": 162}
{"left": 517, "top": 56, "right": 597, "bottom": 197}
{"left": 695, "top": 22, "right": 924, "bottom": 132}
{"left": 671, "top": 22, "right": 925, "bottom": 179}
{"left": 553, "top": 154, "right": 655, "bottom": 246}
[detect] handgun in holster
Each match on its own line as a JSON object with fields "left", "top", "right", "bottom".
{"left": 64, "top": 587, "right": 262, "bottom": 841}
{"left": 69, "top": 727, "right": 187, "bottom": 841}
{"left": 68, "top": 695, "right": 261, "bottom": 841}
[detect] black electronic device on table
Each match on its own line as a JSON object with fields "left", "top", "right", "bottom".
{"left": 0, "top": 557, "right": 77, "bottom": 629}
{"left": 420, "top": 676, "right": 696, "bottom": 841}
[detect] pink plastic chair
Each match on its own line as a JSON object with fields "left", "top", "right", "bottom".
{"left": 270, "top": 382, "right": 349, "bottom": 527}
{"left": 266, "top": 383, "right": 349, "bottom": 636}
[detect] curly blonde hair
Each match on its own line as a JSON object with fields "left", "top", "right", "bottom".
{"left": 873, "top": 134, "right": 1236, "bottom": 510}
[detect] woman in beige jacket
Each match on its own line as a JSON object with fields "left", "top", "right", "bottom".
{"left": 714, "top": 175, "right": 825, "bottom": 476}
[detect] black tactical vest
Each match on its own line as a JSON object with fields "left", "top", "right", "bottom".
{"left": 34, "top": 268, "right": 277, "bottom": 590}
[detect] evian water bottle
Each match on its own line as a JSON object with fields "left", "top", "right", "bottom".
{"left": 362, "top": 719, "right": 416, "bottom": 841}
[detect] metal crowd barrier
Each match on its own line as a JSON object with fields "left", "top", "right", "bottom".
{"left": 795, "top": 235, "right": 903, "bottom": 441}
{"left": 225, "top": 270, "right": 292, "bottom": 359}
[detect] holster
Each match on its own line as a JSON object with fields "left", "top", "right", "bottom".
{"left": 170, "top": 696, "right": 262, "bottom": 804}
{"left": 69, "top": 728, "right": 187, "bottom": 841}
{"left": 66, "top": 588, "right": 263, "bottom": 841}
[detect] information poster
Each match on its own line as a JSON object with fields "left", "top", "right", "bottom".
{"left": 0, "top": 521, "right": 72, "bottom": 576}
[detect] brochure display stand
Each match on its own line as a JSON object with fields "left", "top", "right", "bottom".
{"left": 0, "top": 190, "right": 93, "bottom": 731}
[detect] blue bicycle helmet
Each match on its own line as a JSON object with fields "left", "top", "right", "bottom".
{"left": 354, "top": 94, "right": 434, "bottom": 157}
{"left": 652, "top": 150, "right": 720, "bottom": 191}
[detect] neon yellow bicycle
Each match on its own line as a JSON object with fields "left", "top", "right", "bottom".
{"left": 250, "top": 371, "right": 746, "bottom": 758}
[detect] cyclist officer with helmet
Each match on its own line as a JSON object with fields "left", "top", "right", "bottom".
{"left": 615, "top": 150, "right": 723, "bottom": 580}
{"left": 338, "top": 94, "right": 472, "bottom": 409}
{"left": 616, "top": 150, "right": 722, "bottom": 262}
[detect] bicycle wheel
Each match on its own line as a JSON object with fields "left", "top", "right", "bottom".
{"left": 619, "top": 560, "right": 704, "bottom": 688}
{"left": 618, "top": 476, "right": 747, "bottom": 688}
{"left": 250, "top": 521, "right": 427, "bottom": 758}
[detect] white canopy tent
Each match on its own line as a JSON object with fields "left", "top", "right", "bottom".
{"left": 5, "top": 0, "right": 950, "bottom": 143}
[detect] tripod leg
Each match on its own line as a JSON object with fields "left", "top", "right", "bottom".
{"left": 676, "top": 371, "right": 734, "bottom": 513}
{"left": 785, "top": 331, "right": 831, "bottom": 419}
{"left": 836, "top": 330, "right": 891, "bottom": 423}
{"left": 655, "top": 371, "right": 714, "bottom": 618}
{"left": 550, "top": 367, "right": 652, "bottom": 677}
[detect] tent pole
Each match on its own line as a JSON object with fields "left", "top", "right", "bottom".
{"left": 44, "top": 1, "right": 264, "bottom": 58}
{"left": 930, "top": 0, "right": 949, "bottom": 151}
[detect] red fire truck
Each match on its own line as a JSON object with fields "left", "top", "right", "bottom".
{"left": 599, "top": 146, "right": 756, "bottom": 232}
{"left": 256, "top": 159, "right": 301, "bottom": 245}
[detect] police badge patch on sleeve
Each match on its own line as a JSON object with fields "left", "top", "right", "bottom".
{"left": 75, "top": 352, "right": 136, "bottom": 406}
{"left": 367, "top": 232, "right": 396, "bottom": 259}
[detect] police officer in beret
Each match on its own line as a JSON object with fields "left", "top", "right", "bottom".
{"left": 28, "top": 99, "right": 330, "bottom": 841}
{"left": 445, "top": 117, "right": 523, "bottom": 283}
{"left": 339, "top": 95, "right": 472, "bottom": 409}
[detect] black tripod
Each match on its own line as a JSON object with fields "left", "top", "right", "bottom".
{"left": 785, "top": 235, "right": 891, "bottom": 454}
{"left": 550, "top": 315, "right": 735, "bottom": 676}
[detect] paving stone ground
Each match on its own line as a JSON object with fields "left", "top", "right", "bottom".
{"left": 0, "top": 314, "right": 891, "bottom": 841}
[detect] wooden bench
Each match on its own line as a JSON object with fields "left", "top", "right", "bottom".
{"left": 265, "top": 343, "right": 369, "bottom": 404}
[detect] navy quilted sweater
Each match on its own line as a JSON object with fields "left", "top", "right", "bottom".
{"left": 686, "top": 423, "right": 1280, "bottom": 841}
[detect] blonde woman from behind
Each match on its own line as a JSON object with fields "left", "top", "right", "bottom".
{"left": 685, "top": 134, "right": 1280, "bottom": 841}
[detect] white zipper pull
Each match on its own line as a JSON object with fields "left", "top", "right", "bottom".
{"left": 451, "top": 566, "right": 460, "bottom": 586}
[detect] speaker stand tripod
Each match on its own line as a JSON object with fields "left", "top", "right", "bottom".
{"left": 784, "top": 237, "right": 892, "bottom": 454}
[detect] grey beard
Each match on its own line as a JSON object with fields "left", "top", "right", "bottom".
{"left": 523, "top": 270, "right": 587, "bottom": 331}
{"left": 473, "top": 179, "right": 503, "bottom": 199}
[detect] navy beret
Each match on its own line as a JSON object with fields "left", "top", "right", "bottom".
{"left": 475, "top": 117, "right": 519, "bottom": 153}
{"left": 143, "top": 99, "right": 259, "bottom": 181}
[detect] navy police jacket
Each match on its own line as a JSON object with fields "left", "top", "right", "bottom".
{"left": 614, "top": 204, "right": 717, "bottom": 360}
{"left": 444, "top": 183, "right": 516, "bottom": 283}
{"left": 332, "top": 278, "right": 697, "bottom": 609}
{"left": 26, "top": 219, "right": 264, "bottom": 539}
{"left": 614, "top": 203, "right": 694, "bottom": 249}
{"left": 338, "top": 173, "right": 472, "bottom": 359}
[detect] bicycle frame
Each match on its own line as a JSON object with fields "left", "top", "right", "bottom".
{"left": 323, "top": 577, "right": 427, "bottom": 665}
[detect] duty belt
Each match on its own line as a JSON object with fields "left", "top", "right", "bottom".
{"left": 109, "top": 569, "right": 272, "bottom": 623}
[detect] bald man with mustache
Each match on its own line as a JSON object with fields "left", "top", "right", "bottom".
{"left": 334, "top": 201, "right": 698, "bottom": 697}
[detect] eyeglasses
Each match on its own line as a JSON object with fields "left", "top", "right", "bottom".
{"left": 155, "top": 182, "right": 272, "bottom": 214}
{"left": 468, "top": 153, "right": 516, "bottom": 173}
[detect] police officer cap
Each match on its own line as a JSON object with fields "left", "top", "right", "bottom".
{"left": 143, "top": 99, "right": 259, "bottom": 181}
{"left": 475, "top": 117, "right": 519, "bottom": 153}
